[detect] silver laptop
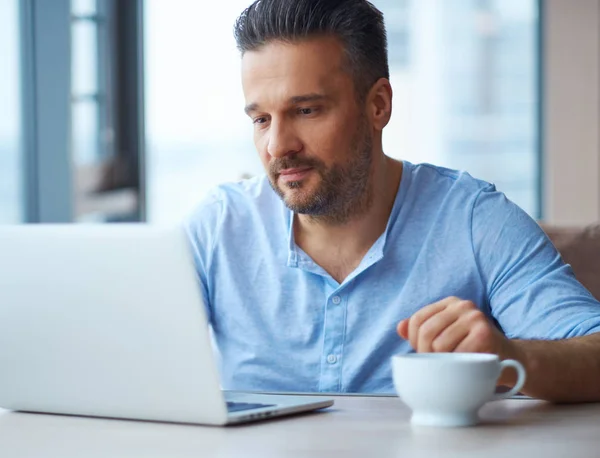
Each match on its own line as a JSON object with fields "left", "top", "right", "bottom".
{"left": 0, "top": 224, "right": 333, "bottom": 425}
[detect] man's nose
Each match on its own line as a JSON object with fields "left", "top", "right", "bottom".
{"left": 266, "top": 120, "right": 302, "bottom": 158}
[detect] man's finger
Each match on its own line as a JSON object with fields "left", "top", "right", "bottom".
{"left": 417, "top": 306, "right": 468, "bottom": 352}
{"left": 407, "top": 297, "right": 458, "bottom": 351}
{"left": 397, "top": 319, "right": 409, "bottom": 339}
{"left": 429, "top": 316, "right": 472, "bottom": 352}
{"left": 453, "top": 318, "right": 495, "bottom": 353}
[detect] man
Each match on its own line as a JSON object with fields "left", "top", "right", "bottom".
{"left": 186, "top": 0, "right": 600, "bottom": 402}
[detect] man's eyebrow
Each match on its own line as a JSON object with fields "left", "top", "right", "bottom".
{"left": 289, "top": 93, "right": 328, "bottom": 104}
{"left": 244, "top": 93, "right": 328, "bottom": 115}
{"left": 244, "top": 103, "right": 259, "bottom": 115}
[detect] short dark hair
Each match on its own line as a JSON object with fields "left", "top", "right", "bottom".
{"left": 234, "top": 0, "right": 389, "bottom": 101}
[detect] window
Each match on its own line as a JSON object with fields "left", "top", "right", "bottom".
{"left": 71, "top": 0, "right": 144, "bottom": 222}
{"left": 144, "top": 0, "right": 259, "bottom": 223}
{"left": 0, "top": 1, "right": 540, "bottom": 225}
{"left": 143, "top": 0, "right": 540, "bottom": 223}
{"left": 380, "top": 0, "right": 539, "bottom": 215}
{"left": 0, "top": 0, "right": 23, "bottom": 223}
{"left": 71, "top": 0, "right": 101, "bottom": 167}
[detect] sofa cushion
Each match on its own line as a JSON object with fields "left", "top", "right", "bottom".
{"left": 540, "top": 223, "right": 600, "bottom": 301}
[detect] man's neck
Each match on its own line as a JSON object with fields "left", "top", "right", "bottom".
{"left": 294, "top": 155, "right": 403, "bottom": 283}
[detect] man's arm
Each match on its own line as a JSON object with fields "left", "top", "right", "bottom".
{"left": 397, "top": 297, "right": 600, "bottom": 403}
{"left": 505, "top": 334, "right": 600, "bottom": 403}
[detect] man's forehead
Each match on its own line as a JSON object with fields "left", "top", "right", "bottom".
{"left": 241, "top": 37, "right": 348, "bottom": 102}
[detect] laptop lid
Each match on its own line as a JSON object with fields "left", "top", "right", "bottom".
{"left": 0, "top": 225, "right": 229, "bottom": 425}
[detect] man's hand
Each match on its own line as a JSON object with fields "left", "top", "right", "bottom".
{"left": 397, "top": 296, "right": 600, "bottom": 402}
{"left": 396, "top": 297, "right": 510, "bottom": 357}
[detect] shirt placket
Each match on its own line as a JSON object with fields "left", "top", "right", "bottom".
{"left": 318, "top": 286, "right": 347, "bottom": 392}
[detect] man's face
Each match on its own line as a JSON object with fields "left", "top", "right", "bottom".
{"left": 241, "top": 37, "right": 373, "bottom": 220}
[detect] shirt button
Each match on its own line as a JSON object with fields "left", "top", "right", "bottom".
{"left": 327, "top": 354, "right": 337, "bottom": 364}
{"left": 332, "top": 295, "right": 341, "bottom": 305}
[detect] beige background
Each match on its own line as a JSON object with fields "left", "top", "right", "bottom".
{"left": 544, "top": 0, "right": 600, "bottom": 224}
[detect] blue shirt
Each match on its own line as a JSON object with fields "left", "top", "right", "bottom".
{"left": 185, "top": 161, "right": 600, "bottom": 394}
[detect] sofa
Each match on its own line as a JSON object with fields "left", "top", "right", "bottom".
{"left": 541, "top": 224, "right": 600, "bottom": 301}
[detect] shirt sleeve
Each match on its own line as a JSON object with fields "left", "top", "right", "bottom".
{"left": 183, "top": 189, "right": 225, "bottom": 324}
{"left": 471, "top": 184, "right": 600, "bottom": 339}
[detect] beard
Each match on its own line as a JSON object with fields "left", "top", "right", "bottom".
{"left": 266, "top": 116, "right": 374, "bottom": 224}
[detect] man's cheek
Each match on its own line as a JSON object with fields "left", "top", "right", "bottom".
{"left": 258, "top": 150, "right": 271, "bottom": 169}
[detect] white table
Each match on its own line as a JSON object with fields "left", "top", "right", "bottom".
{"left": 1, "top": 395, "right": 599, "bottom": 457}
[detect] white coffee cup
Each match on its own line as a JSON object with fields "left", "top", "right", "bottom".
{"left": 391, "top": 353, "right": 526, "bottom": 427}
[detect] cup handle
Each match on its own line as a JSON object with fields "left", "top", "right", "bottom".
{"left": 493, "top": 359, "right": 527, "bottom": 400}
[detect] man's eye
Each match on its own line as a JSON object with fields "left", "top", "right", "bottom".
{"left": 298, "top": 108, "right": 314, "bottom": 115}
{"left": 253, "top": 117, "right": 268, "bottom": 124}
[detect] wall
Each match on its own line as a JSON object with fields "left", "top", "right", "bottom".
{"left": 544, "top": 0, "right": 600, "bottom": 225}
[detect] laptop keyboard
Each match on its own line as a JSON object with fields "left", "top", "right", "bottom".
{"left": 226, "top": 401, "right": 275, "bottom": 413}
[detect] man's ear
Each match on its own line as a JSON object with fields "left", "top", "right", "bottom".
{"left": 367, "top": 78, "right": 393, "bottom": 131}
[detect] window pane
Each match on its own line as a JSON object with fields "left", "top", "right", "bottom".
{"left": 0, "top": 0, "right": 23, "bottom": 223}
{"left": 375, "top": 0, "right": 539, "bottom": 215}
{"left": 71, "top": 0, "right": 97, "bottom": 17}
{"left": 72, "top": 100, "right": 99, "bottom": 165}
{"left": 145, "top": 0, "right": 539, "bottom": 223}
{"left": 145, "top": 0, "right": 259, "bottom": 223}
{"left": 71, "top": 19, "right": 98, "bottom": 96}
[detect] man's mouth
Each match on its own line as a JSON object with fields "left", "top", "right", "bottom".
{"left": 278, "top": 167, "right": 313, "bottom": 182}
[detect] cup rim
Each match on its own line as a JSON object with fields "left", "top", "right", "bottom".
{"left": 392, "top": 352, "right": 500, "bottom": 363}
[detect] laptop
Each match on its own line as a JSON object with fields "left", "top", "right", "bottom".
{"left": 0, "top": 224, "right": 333, "bottom": 425}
